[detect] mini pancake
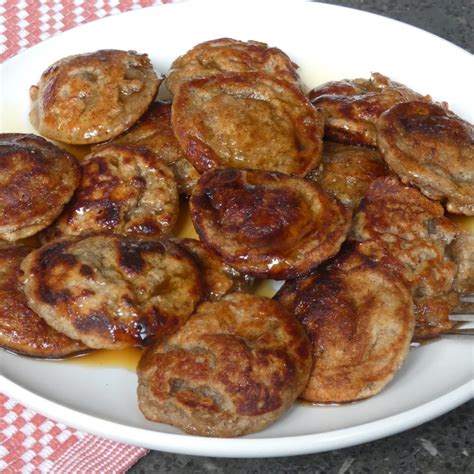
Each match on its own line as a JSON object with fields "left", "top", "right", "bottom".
{"left": 175, "top": 238, "right": 253, "bottom": 301}
{"left": 306, "top": 141, "right": 387, "bottom": 209}
{"left": 166, "top": 38, "right": 299, "bottom": 96}
{"left": 137, "top": 293, "right": 311, "bottom": 437}
{"left": 0, "top": 244, "right": 87, "bottom": 358}
{"left": 0, "top": 133, "right": 80, "bottom": 241}
{"left": 21, "top": 235, "right": 202, "bottom": 350}
{"left": 275, "top": 240, "right": 415, "bottom": 403}
{"left": 352, "top": 176, "right": 460, "bottom": 338}
{"left": 448, "top": 232, "right": 474, "bottom": 295}
{"left": 94, "top": 102, "right": 199, "bottom": 195}
{"left": 309, "top": 72, "right": 428, "bottom": 147}
{"left": 376, "top": 101, "right": 474, "bottom": 215}
{"left": 190, "top": 168, "right": 350, "bottom": 279}
{"left": 30, "top": 49, "right": 161, "bottom": 144}
{"left": 43, "top": 144, "right": 179, "bottom": 241}
{"left": 172, "top": 72, "right": 324, "bottom": 175}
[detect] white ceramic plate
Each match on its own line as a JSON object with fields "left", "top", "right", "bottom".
{"left": 1, "top": 0, "right": 473, "bottom": 458}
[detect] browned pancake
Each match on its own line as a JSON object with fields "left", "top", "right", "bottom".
{"left": 166, "top": 38, "right": 299, "bottom": 96}
{"left": 448, "top": 232, "right": 474, "bottom": 294}
{"left": 306, "top": 141, "right": 387, "bottom": 209}
{"left": 94, "top": 102, "right": 199, "bottom": 195}
{"left": 309, "top": 73, "right": 428, "bottom": 146}
{"left": 352, "top": 176, "right": 460, "bottom": 338}
{"left": 21, "top": 235, "right": 202, "bottom": 349}
{"left": 175, "top": 238, "right": 253, "bottom": 301}
{"left": 275, "top": 240, "right": 415, "bottom": 403}
{"left": 137, "top": 293, "right": 311, "bottom": 437}
{"left": 0, "top": 134, "right": 80, "bottom": 241}
{"left": 376, "top": 101, "right": 474, "bottom": 215}
{"left": 172, "top": 72, "right": 324, "bottom": 175}
{"left": 30, "top": 50, "right": 161, "bottom": 144}
{"left": 190, "top": 168, "right": 350, "bottom": 279}
{"left": 0, "top": 244, "right": 87, "bottom": 358}
{"left": 43, "top": 144, "right": 179, "bottom": 242}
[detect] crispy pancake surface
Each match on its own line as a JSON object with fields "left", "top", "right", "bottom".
{"left": 44, "top": 144, "right": 179, "bottom": 241}
{"left": 172, "top": 72, "right": 324, "bottom": 175}
{"left": 29, "top": 49, "right": 161, "bottom": 144}
{"left": 309, "top": 73, "right": 428, "bottom": 147}
{"left": 0, "top": 244, "right": 88, "bottom": 358}
{"left": 448, "top": 232, "right": 474, "bottom": 294}
{"left": 376, "top": 101, "right": 474, "bottom": 215}
{"left": 307, "top": 141, "right": 387, "bottom": 209}
{"left": 275, "top": 241, "right": 415, "bottom": 403}
{"left": 190, "top": 168, "right": 351, "bottom": 279}
{"left": 21, "top": 235, "right": 202, "bottom": 349}
{"left": 175, "top": 238, "right": 253, "bottom": 301}
{"left": 96, "top": 102, "right": 199, "bottom": 195}
{"left": 0, "top": 133, "right": 80, "bottom": 241}
{"left": 137, "top": 293, "right": 312, "bottom": 437}
{"left": 352, "top": 176, "right": 460, "bottom": 338}
{"left": 166, "top": 38, "right": 299, "bottom": 96}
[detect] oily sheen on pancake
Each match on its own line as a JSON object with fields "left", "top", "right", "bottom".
{"left": 137, "top": 293, "right": 311, "bottom": 437}
{"left": 21, "top": 235, "right": 202, "bottom": 349}
{"left": 0, "top": 244, "right": 88, "bottom": 358}
{"left": 190, "top": 168, "right": 351, "bottom": 279}
{"left": 275, "top": 241, "right": 415, "bottom": 403}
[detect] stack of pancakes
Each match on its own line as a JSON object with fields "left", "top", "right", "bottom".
{"left": 1, "top": 39, "right": 472, "bottom": 437}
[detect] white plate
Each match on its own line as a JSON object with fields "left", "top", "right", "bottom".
{"left": 0, "top": 0, "right": 473, "bottom": 459}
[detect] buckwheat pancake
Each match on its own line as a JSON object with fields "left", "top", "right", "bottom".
{"left": 0, "top": 244, "right": 87, "bottom": 358}
{"left": 448, "top": 232, "right": 474, "bottom": 294}
{"left": 30, "top": 49, "right": 161, "bottom": 144}
{"left": 137, "top": 293, "right": 311, "bottom": 437}
{"left": 95, "top": 102, "right": 199, "bottom": 195}
{"left": 376, "top": 101, "right": 474, "bottom": 215}
{"left": 44, "top": 144, "right": 179, "bottom": 241}
{"left": 190, "top": 168, "right": 351, "bottom": 279}
{"left": 172, "top": 72, "right": 324, "bottom": 175}
{"left": 0, "top": 133, "right": 80, "bottom": 241}
{"left": 166, "top": 38, "right": 299, "bottom": 96}
{"left": 352, "top": 176, "right": 460, "bottom": 338}
{"left": 309, "top": 73, "right": 428, "bottom": 147}
{"left": 21, "top": 235, "right": 202, "bottom": 349}
{"left": 176, "top": 238, "right": 253, "bottom": 301}
{"left": 275, "top": 240, "right": 415, "bottom": 403}
{"left": 306, "top": 141, "right": 387, "bottom": 209}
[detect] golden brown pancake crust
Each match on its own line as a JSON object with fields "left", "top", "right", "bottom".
{"left": 0, "top": 244, "right": 87, "bottom": 358}
{"left": 0, "top": 134, "right": 80, "bottom": 241}
{"left": 21, "top": 235, "right": 202, "bottom": 349}
{"left": 352, "top": 176, "right": 460, "bottom": 338}
{"left": 175, "top": 238, "right": 253, "bottom": 301}
{"left": 307, "top": 141, "right": 387, "bottom": 209}
{"left": 95, "top": 102, "right": 199, "bottom": 195}
{"left": 190, "top": 168, "right": 351, "bottom": 279}
{"left": 44, "top": 144, "right": 179, "bottom": 241}
{"left": 309, "top": 73, "right": 428, "bottom": 147}
{"left": 376, "top": 101, "right": 474, "bottom": 215}
{"left": 166, "top": 38, "right": 299, "bottom": 96}
{"left": 448, "top": 232, "right": 474, "bottom": 294}
{"left": 275, "top": 241, "right": 415, "bottom": 403}
{"left": 172, "top": 72, "right": 324, "bottom": 175}
{"left": 137, "top": 293, "right": 311, "bottom": 437}
{"left": 30, "top": 49, "right": 161, "bottom": 144}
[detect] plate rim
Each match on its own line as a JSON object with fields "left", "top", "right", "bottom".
{"left": 1, "top": 0, "right": 473, "bottom": 458}
{"left": 1, "top": 375, "right": 471, "bottom": 457}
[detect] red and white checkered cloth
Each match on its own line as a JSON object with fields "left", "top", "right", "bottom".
{"left": 0, "top": 2, "right": 185, "bottom": 471}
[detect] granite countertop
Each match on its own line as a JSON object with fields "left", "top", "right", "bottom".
{"left": 130, "top": 1, "right": 473, "bottom": 472}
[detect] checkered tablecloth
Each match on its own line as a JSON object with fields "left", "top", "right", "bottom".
{"left": 0, "top": 2, "right": 183, "bottom": 471}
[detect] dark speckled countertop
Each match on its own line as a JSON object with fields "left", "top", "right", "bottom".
{"left": 129, "top": 1, "right": 473, "bottom": 472}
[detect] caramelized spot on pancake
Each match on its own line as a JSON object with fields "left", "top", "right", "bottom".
{"left": 137, "top": 293, "right": 311, "bottom": 437}
{"left": 190, "top": 168, "right": 350, "bottom": 279}
{"left": 377, "top": 101, "right": 474, "bottom": 215}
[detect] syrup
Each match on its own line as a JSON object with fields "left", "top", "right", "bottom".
{"left": 65, "top": 346, "right": 142, "bottom": 371}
